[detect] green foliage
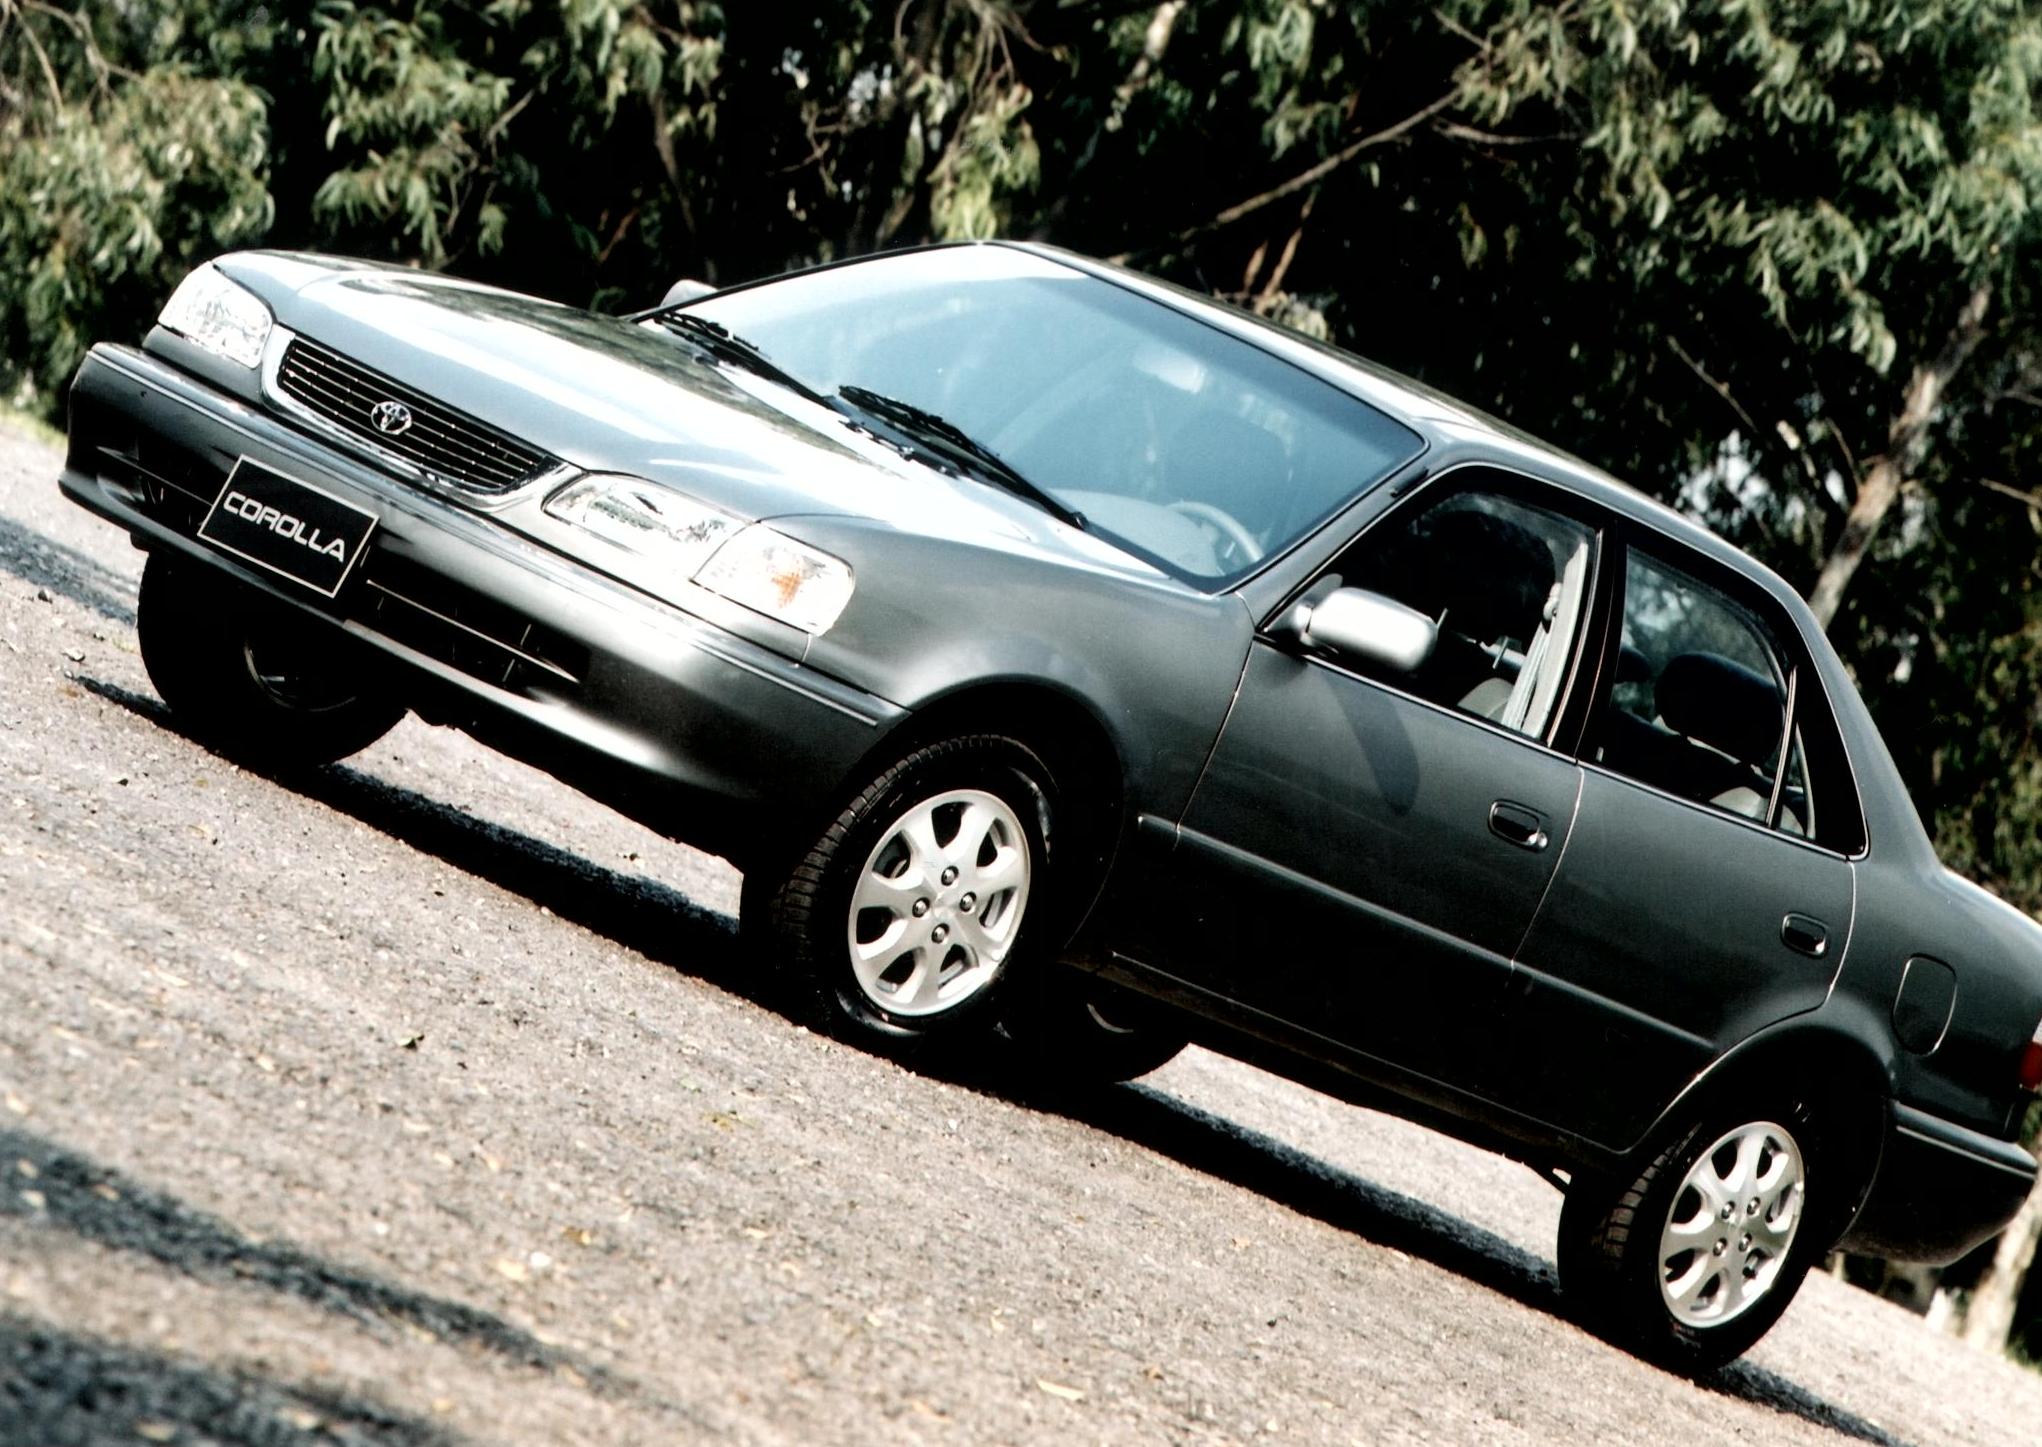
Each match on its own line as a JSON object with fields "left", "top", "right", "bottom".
{"left": 9, "top": 0, "right": 2042, "bottom": 906}
{"left": 0, "top": 59, "right": 271, "bottom": 405}
{"left": 310, "top": 3, "right": 511, "bottom": 263}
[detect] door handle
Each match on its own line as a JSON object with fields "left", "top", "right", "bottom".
{"left": 1488, "top": 800, "right": 1550, "bottom": 852}
{"left": 1781, "top": 913, "right": 1829, "bottom": 959}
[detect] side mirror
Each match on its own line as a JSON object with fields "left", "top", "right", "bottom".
{"left": 1279, "top": 587, "right": 1436, "bottom": 673}
{"left": 660, "top": 278, "right": 716, "bottom": 308}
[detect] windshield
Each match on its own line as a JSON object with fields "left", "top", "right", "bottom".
{"left": 684, "top": 246, "right": 1424, "bottom": 586}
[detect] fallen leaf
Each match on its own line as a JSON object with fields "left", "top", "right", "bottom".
{"left": 1036, "top": 1379, "right": 1085, "bottom": 1403}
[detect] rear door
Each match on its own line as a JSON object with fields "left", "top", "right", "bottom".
{"left": 1500, "top": 536, "right": 1861, "bottom": 1147}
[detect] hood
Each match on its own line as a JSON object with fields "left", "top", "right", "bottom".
{"left": 218, "top": 254, "right": 1160, "bottom": 581}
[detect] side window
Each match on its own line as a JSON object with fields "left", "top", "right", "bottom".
{"left": 1330, "top": 487, "right": 1596, "bottom": 741}
{"left": 1594, "top": 550, "right": 1815, "bottom": 837}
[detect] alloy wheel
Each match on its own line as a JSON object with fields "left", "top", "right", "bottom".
{"left": 845, "top": 787, "right": 1031, "bottom": 1017}
{"left": 1656, "top": 1120, "right": 1805, "bottom": 1327}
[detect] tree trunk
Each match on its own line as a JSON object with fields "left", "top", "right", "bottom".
{"left": 1961, "top": 1175, "right": 2042, "bottom": 1350}
{"left": 1109, "top": 0, "right": 1186, "bottom": 129}
{"left": 1806, "top": 284, "right": 1991, "bottom": 629}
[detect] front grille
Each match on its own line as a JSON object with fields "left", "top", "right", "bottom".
{"left": 275, "top": 338, "right": 557, "bottom": 497}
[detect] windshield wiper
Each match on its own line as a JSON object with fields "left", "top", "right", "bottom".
{"left": 833, "top": 385, "right": 1085, "bottom": 531}
{"left": 649, "top": 311, "right": 829, "bottom": 404}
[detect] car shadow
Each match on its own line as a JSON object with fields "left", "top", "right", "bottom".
{"left": 0, "top": 1125, "right": 589, "bottom": 1383}
{"left": 75, "top": 676, "right": 764, "bottom": 1005}
{"left": 0, "top": 1313, "right": 458, "bottom": 1447}
{"left": 1007, "top": 1081, "right": 1910, "bottom": 1447}
{"left": 78, "top": 676, "right": 1911, "bottom": 1447}
{"left": 0, "top": 513, "right": 139, "bottom": 625}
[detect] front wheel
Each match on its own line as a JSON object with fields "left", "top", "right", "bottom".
{"left": 1558, "top": 1110, "right": 1819, "bottom": 1372}
{"left": 745, "top": 736, "right": 1055, "bottom": 1052}
{"left": 137, "top": 553, "right": 405, "bottom": 771}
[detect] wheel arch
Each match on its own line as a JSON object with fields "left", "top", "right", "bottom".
{"left": 1631, "top": 1008, "right": 1898, "bottom": 1243}
{"left": 797, "top": 678, "right": 1130, "bottom": 944}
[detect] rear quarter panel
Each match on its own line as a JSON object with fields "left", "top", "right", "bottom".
{"left": 1839, "top": 859, "right": 2042, "bottom": 1137}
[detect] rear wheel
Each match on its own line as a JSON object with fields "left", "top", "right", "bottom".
{"left": 137, "top": 553, "right": 404, "bottom": 770}
{"left": 1558, "top": 1107, "right": 1820, "bottom": 1372}
{"left": 746, "top": 736, "right": 1054, "bottom": 1052}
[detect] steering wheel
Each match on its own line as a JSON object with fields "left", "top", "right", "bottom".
{"left": 1167, "top": 500, "right": 1265, "bottom": 570}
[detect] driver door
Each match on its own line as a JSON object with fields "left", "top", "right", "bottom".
{"left": 1150, "top": 478, "right": 1602, "bottom": 1086}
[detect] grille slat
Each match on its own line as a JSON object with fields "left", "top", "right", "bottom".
{"left": 287, "top": 368, "right": 526, "bottom": 476}
{"left": 276, "top": 338, "right": 557, "bottom": 496}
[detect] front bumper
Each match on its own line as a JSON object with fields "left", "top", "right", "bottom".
{"left": 1837, "top": 1103, "right": 2037, "bottom": 1264}
{"left": 61, "top": 343, "right": 906, "bottom": 863}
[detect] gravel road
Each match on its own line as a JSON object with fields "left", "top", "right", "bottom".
{"left": 5, "top": 416, "right": 2042, "bottom": 1446}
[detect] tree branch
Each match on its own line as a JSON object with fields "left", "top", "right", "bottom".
{"left": 1433, "top": 120, "right": 1577, "bottom": 147}
{"left": 1806, "top": 283, "right": 1993, "bottom": 629}
{"left": 1979, "top": 476, "right": 2042, "bottom": 512}
{"left": 1106, "top": 0, "right": 1184, "bottom": 132}
{"left": 1115, "top": 89, "right": 1458, "bottom": 259}
{"left": 1252, "top": 189, "right": 1318, "bottom": 315}
{"left": 1667, "top": 335, "right": 1760, "bottom": 440}
{"left": 5, "top": 3, "right": 65, "bottom": 112}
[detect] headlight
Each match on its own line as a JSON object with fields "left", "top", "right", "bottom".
{"left": 544, "top": 474, "right": 854, "bottom": 635}
{"left": 695, "top": 526, "right": 855, "bottom": 635}
{"left": 544, "top": 473, "right": 742, "bottom": 574}
{"left": 158, "top": 264, "right": 273, "bottom": 369}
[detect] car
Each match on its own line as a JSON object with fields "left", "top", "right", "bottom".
{"left": 58, "top": 240, "right": 2042, "bottom": 1370}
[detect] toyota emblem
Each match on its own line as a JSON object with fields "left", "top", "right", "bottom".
{"left": 369, "top": 399, "right": 414, "bottom": 437}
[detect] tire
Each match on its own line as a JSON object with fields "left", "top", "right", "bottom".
{"left": 1003, "top": 970, "right": 1189, "bottom": 1085}
{"left": 137, "top": 553, "right": 405, "bottom": 770}
{"left": 1557, "top": 1105, "right": 1822, "bottom": 1372}
{"left": 746, "top": 735, "right": 1055, "bottom": 1052}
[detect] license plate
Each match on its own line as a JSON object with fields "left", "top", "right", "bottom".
{"left": 198, "top": 459, "right": 377, "bottom": 597}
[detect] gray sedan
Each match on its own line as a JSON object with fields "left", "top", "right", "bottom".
{"left": 58, "top": 241, "right": 2042, "bottom": 1370}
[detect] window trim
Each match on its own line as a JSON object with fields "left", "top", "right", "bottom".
{"left": 1585, "top": 526, "right": 1868, "bottom": 860}
{"left": 1256, "top": 465, "right": 1613, "bottom": 753}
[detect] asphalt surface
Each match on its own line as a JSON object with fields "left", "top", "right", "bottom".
{"left": 5, "top": 415, "right": 2042, "bottom": 1445}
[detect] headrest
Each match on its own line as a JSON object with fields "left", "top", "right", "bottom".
{"left": 1657, "top": 651, "right": 1784, "bottom": 765}
{"left": 1402, "top": 509, "right": 1556, "bottom": 640}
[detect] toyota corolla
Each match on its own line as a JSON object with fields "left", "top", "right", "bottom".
{"left": 58, "top": 241, "right": 2042, "bottom": 1369}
